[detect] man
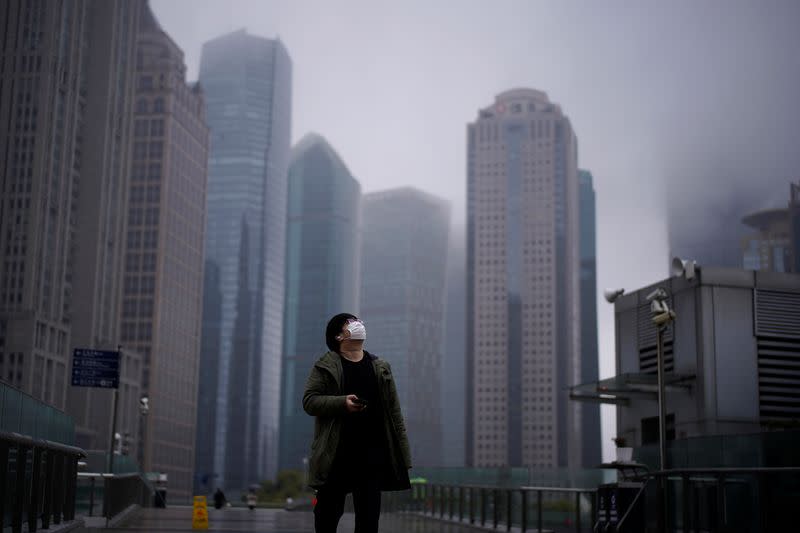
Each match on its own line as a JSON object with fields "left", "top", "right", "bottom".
{"left": 303, "top": 313, "right": 411, "bottom": 533}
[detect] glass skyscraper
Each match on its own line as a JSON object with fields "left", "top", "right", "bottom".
{"left": 279, "top": 134, "right": 361, "bottom": 473}
{"left": 195, "top": 30, "right": 291, "bottom": 492}
{"left": 360, "top": 188, "right": 450, "bottom": 467}
{"left": 578, "top": 170, "right": 601, "bottom": 467}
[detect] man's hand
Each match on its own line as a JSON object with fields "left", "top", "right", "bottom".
{"left": 345, "top": 394, "right": 366, "bottom": 413}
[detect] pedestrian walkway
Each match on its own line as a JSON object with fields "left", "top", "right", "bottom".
{"left": 84, "top": 506, "right": 480, "bottom": 533}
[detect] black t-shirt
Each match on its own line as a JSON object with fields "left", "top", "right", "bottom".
{"left": 327, "top": 352, "right": 389, "bottom": 489}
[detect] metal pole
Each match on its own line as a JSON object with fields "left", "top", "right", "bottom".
{"left": 108, "top": 345, "right": 122, "bottom": 475}
{"left": 656, "top": 326, "right": 667, "bottom": 471}
{"left": 108, "top": 389, "right": 119, "bottom": 474}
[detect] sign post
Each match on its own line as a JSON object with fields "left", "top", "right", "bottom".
{"left": 71, "top": 347, "right": 121, "bottom": 475}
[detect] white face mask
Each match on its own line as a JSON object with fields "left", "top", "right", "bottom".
{"left": 345, "top": 320, "right": 366, "bottom": 341}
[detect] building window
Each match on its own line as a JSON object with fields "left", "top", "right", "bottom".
{"left": 135, "top": 99, "right": 148, "bottom": 114}
{"left": 154, "top": 98, "right": 165, "bottom": 113}
{"left": 150, "top": 119, "right": 164, "bottom": 136}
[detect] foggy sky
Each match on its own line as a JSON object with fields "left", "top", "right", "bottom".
{"left": 152, "top": 0, "right": 800, "bottom": 461}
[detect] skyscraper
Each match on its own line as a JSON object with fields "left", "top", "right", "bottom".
{"left": 279, "top": 134, "right": 361, "bottom": 472}
{"left": 441, "top": 225, "right": 467, "bottom": 467}
{"left": 0, "top": 0, "right": 89, "bottom": 408}
{"left": 360, "top": 188, "right": 450, "bottom": 467}
{"left": 196, "top": 30, "right": 291, "bottom": 491}
{"left": 121, "top": 3, "right": 209, "bottom": 500}
{"left": 466, "top": 89, "right": 581, "bottom": 468}
{"left": 578, "top": 170, "right": 601, "bottom": 468}
{"left": 0, "top": 0, "right": 145, "bottom": 453}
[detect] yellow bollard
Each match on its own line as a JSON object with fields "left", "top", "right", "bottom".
{"left": 192, "top": 496, "right": 209, "bottom": 530}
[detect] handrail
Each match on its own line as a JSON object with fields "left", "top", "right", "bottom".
{"left": 389, "top": 481, "right": 596, "bottom": 532}
{"left": 0, "top": 430, "right": 86, "bottom": 457}
{"left": 76, "top": 471, "right": 155, "bottom": 519}
{"left": 0, "top": 430, "right": 86, "bottom": 533}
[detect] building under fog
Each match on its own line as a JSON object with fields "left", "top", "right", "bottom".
{"left": 0, "top": 0, "right": 146, "bottom": 455}
{"left": 440, "top": 226, "right": 467, "bottom": 467}
{"left": 120, "top": 3, "right": 209, "bottom": 500}
{"left": 196, "top": 30, "right": 292, "bottom": 491}
{"left": 360, "top": 188, "right": 450, "bottom": 467}
{"left": 741, "top": 182, "right": 800, "bottom": 273}
{"left": 466, "top": 89, "right": 582, "bottom": 468}
{"left": 279, "top": 134, "right": 361, "bottom": 472}
{"left": 578, "top": 170, "right": 601, "bottom": 468}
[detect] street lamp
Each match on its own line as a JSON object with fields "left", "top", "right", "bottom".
{"left": 645, "top": 288, "right": 676, "bottom": 471}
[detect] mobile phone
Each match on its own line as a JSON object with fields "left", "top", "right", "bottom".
{"left": 353, "top": 398, "right": 368, "bottom": 406}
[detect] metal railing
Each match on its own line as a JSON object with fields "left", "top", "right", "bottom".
{"left": 385, "top": 483, "right": 597, "bottom": 532}
{"left": 0, "top": 430, "right": 85, "bottom": 533}
{"left": 77, "top": 472, "right": 154, "bottom": 518}
{"left": 635, "top": 467, "right": 800, "bottom": 533}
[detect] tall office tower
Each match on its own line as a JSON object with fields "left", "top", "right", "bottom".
{"left": 441, "top": 225, "right": 467, "bottom": 467}
{"left": 120, "top": 3, "right": 209, "bottom": 500}
{"left": 67, "top": 0, "right": 145, "bottom": 457}
{"left": 0, "top": 0, "right": 144, "bottom": 450}
{"left": 466, "top": 89, "right": 581, "bottom": 468}
{"left": 361, "top": 188, "right": 450, "bottom": 467}
{"left": 279, "top": 134, "right": 361, "bottom": 472}
{"left": 578, "top": 170, "right": 600, "bottom": 467}
{"left": 0, "top": 0, "right": 87, "bottom": 406}
{"left": 196, "top": 30, "right": 291, "bottom": 491}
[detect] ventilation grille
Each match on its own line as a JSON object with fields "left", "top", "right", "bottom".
{"left": 639, "top": 341, "right": 675, "bottom": 374}
{"left": 758, "top": 337, "right": 800, "bottom": 420}
{"left": 638, "top": 302, "right": 674, "bottom": 374}
{"left": 755, "top": 290, "right": 800, "bottom": 339}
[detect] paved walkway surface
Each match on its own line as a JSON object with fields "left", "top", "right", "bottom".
{"left": 85, "top": 506, "right": 481, "bottom": 532}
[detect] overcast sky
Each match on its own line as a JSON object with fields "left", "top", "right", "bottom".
{"left": 152, "top": 0, "right": 800, "bottom": 461}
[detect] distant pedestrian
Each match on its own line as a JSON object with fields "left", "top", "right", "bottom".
{"left": 213, "top": 488, "right": 226, "bottom": 510}
{"left": 246, "top": 489, "right": 257, "bottom": 510}
{"left": 303, "top": 313, "right": 412, "bottom": 533}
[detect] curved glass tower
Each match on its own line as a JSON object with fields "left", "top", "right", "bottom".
{"left": 279, "top": 134, "right": 361, "bottom": 472}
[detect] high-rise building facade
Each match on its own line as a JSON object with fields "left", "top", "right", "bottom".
{"left": 441, "top": 225, "right": 467, "bottom": 467}
{"left": 361, "top": 188, "right": 450, "bottom": 467}
{"left": 578, "top": 170, "right": 601, "bottom": 467}
{"left": 196, "top": 30, "right": 291, "bottom": 491}
{"left": 279, "top": 134, "right": 361, "bottom": 472}
{"left": 121, "top": 3, "right": 209, "bottom": 500}
{"left": 0, "top": 0, "right": 145, "bottom": 453}
{"left": 0, "top": 0, "right": 88, "bottom": 407}
{"left": 466, "top": 89, "right": 581, "bottom": 468}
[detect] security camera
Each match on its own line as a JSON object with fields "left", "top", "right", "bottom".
{"left": 671, "top": 257, "right": 697, "bottom": 280}
{"left": 604, "top": 288, "right": 625, "bottom": 303}
{"left": 645, "top": 288, "right": 668, "bottom": 302}
{"left": 139, "top": 396, "right": 150, "bottom": 415}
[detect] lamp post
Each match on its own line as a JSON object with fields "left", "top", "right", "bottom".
{"left": 646, "top": 287, "right": 676, "bottom": 471}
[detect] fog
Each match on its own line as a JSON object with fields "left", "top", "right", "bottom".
{"left": 152, "top": 0, "right": 800, "bottom": 460}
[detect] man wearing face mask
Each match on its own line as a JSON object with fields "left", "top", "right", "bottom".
{"left": 303, "top": 313, "right": 411, "bottom": 533}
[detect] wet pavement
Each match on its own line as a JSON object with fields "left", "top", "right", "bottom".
{"left": 85, "top": 506, "right": 485, "bottom": 533}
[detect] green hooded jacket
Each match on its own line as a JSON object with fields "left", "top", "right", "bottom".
{"left": 302, "top": 350, "right": 412, "bottom": 491}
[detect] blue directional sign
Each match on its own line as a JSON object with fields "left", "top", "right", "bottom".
{"left": 71, "top": 349, "right": 120, "bottom": 389}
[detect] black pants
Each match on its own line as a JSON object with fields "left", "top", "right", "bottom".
{"left": 314, "top": 486, "right": 381, "bottom": 533}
